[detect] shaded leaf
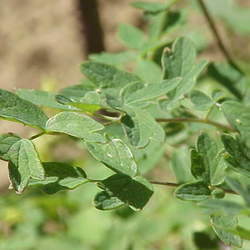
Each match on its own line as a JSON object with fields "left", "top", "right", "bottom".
{"left": 29, "top": 162, "right": 88, "bottom": 194}
{"left": 99, "top": 174, "right": 153, "bottom": 210}
{"left": 0, "top": 89, "right": 48, "bottom": 129}
{"left": 175, "top": 181, "right": 211, "bottom": 201}
{"left": 132, "top": 1, "right": 169, "bottom": 13}
{"left": 0, "top": 133, "right": 21, "bottom": 161}
{"left": 94, "top": 191, "right": 125, "bottom": 210}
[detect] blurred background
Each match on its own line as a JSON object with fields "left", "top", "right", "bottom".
{"left": 0, "top": 0, "right": 250, "bottom": 249}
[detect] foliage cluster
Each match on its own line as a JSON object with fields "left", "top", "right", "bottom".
{"left": 1, "top": 0, "right": 250, "bottom": 249}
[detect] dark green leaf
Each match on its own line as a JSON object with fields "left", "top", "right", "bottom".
{"left": 81, "top": 62, "right": 140, "bottom": 89}
{"left": 0, "top": 89, "right": 48, "bottom": 129}
{"left": 175, "top": 181, "right": 211, "bottom": 201}
{"left": 99, "top": 174, "right": 153, "bottom": 210}
{"left": 121, "top": 108, "right": 165, "bottom": 148}
{"left": 46, "top": 112, "right": 105, "bottom": 142}
{"left": 86, "top": 139, "right": 137, "bottom": 177}
{"left": 221, "top": 134, "right": 250, "bottom": 177}
{"left": 0, "top": 133, "right": 21, "bottom": 161}
{"left": 7, "top": 139, "right": 45, "bottom": 193}
{"left": 29, "top": 162, "right": 88, "bottom": 194}
{"left": 94, "top": 191, "right": 125, "bottom": 210}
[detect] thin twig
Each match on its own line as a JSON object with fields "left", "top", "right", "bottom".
{"left": 197, "top": 0, "right": 243, "bottom": 74}
{"left": 156, "top": 117, "right": 236, "bottom": 132}
{"left": 150, "top": 180, "right": 238, "bottom": 195}
{"left": 29, "top": 132, "right": 45, "bottom": 140}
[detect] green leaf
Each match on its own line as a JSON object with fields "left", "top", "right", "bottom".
{"left": 167, "top": 61, "right": 208, "bottom": 105}
{"left": 226, "top": 176, "right": 250, "bottom": 207}
{"left": 0, "top": 89, "right": 48, "bottom": 129}
{"left": 135, "top": 59, "right": 162, "bottom": 83}
{"left": 29, "top": 162, "right": 88, "bottom": 194}
{"left": 190, "top": 90, "right": 213, "bottom": 111}
{"left": 94, "top": 191, "right": 125, "bottom": 210}
{"left": 175, "top": 181, "right": 211, "bottom": 201}
{"left": 56, "top": 94, "right": 101, "bottom": 113}
{"left": 131, "top": 1, "right": 169, "bottom": 13}
{"left": 99, "top": 174, "right": 153, "bottom": 210}
{"left": 162, "top": 37, "right": 196, "bottom": 79}
{"left": 81, "top": 62, "right": 140, "bottom": 89}
{"left": 198, "top": 200, "right": 244, "bottom": 216}
{"left": 222, "top": 101, "right": 250, "bottom": 146}
{"left": 118, "top": 24, "right": 146, "bottom": 49}
{"left": 0, "top": 133, "right": 21, "bottom": 161}
{"left": 7, "top": 139, "right": 45, "bottom": 193}
{"left": 211, "top": 215, "right": 242, "bottom": 247}
{"left": 170, "top": 146, "right": 194, "bottom": 183}
{"left": 16, "top": 89, "right": 77, "bottom": 111}
{"left": 191, "top": 133, "right": 224, "bottom": 185}
{"left": 89, "top": 51, "right": 136, "bottom": 66}
{"left": 122, "top": 78, "right": 182, "bottom": 107}
{"left": 86, "top": 139, "right": 137, "bottom": 177}
{"left": 221, "top": 134, "right": 250, "bottom": 177}
{"left": 46, "top": 112, "right": 105, "bottom": 142}
{"left": 121, "top": 108, "right": 165, "bottom": 148}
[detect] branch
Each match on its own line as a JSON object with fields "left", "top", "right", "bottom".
{"left": 197, "top": 0, "right": 243, "bottom": 74}
{"left": 156, "top": 117, "right": 236, "bottom": 132}
{"left": 150, "top": 180, "right": 237, "bottom": 195}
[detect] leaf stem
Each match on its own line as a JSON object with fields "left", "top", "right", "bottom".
{"left": 156, "top": 117, "right": 236, "bottom": 132}
{"left": 150, "top": 180, "right": 237, "bottom": 195}
{"left": 29, "top": 132, "right": 45, "bottom": 140}
{"left": 197, "top": 0, "right": 243, "bottom": 74}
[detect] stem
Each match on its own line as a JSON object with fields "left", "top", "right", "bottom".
{"left": 156, "top": 117, "right": 236, "bottom": 132}
{"left": 197, "top": 0, "right": 243, "bottom": 74}
{"left": 29, "top": 132, "right": 45, "bottom": 140}
{"left": 150, "top": 180, "right": 237, "bottom": 195}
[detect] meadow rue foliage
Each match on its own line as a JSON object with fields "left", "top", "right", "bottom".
{"left": 1, "top": 0, "right": 250, "bottom": 248}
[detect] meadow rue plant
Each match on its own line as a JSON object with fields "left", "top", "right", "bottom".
{"left": 1, "top": 0, "right": 250, "bottom": 248}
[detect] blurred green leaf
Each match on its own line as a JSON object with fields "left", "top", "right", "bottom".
{"left": 211, "top": 215, "right": 242, "bottom": 247}
{"left": 190, "top": 90, "right": 213, "bottom": 111}
{"left": 132, "top": 1, "right": 169, "bottom": 14}
{"left": 118, "top": 24, "right": 146, "bottom": 49}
